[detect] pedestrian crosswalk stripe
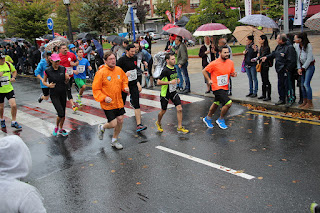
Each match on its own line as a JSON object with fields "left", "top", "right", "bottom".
{"left": 3, "top": 109, "right": 63, "bottom": 137}
{"left": 32, "top": 102, "right": 106, "bottom": 126}
{"left": 141, "top": 89, "right": 205, "bottom": 103}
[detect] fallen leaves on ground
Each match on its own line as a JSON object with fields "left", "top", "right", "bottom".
{"left": 229, "top": 140, "right": 236, "bottom": 142}
{"left": 111, "top": 170, "right": 116, "bottom": 173}
{"left": 292, "top": 180, "right": 301, "bottom": 183}
{"left": 258, "top": 177, "right": 263, "bottom": 180}
{"left": 136, "top": 182, "right": 141, "bottom": 185}
{"left": 241, "top": 104, "right": 267, "bottom": 111}
{"left": 250, "top": 149, "right": 257, "bottom": 152}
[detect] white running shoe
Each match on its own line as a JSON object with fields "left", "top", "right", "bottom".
{"left": 97, "top": 124, "right": 104, "bottom": 140}
{"left": 111, "top": 140, "right": 123, "bottom": 150}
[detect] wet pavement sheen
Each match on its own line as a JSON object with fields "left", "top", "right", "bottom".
{"left": 8, "top": 77, "right": 320, "bottom": 212}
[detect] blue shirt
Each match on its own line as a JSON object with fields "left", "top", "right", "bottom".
{"left": 74, "top": 58, "right": 90, "bottom": 79}
{"left": 142, "top": 49, "right": 152, "bottom": 62}
{"left": 34, "top": 59, "right": 49, "bottom": 88}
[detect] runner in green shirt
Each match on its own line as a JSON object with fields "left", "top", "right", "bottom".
{"left": 0, "top": 53, "right": 22, "bottom": 129}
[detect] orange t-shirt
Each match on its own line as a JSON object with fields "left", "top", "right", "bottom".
{"left": 92, "top": 65, "right": 128, "bottom": 110}
{"left": 205, "top": 58, "right": 235, "bottom": 91}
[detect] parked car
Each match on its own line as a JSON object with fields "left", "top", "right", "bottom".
{"left": 150, "top": 32, "right": 161, "bottom": 40}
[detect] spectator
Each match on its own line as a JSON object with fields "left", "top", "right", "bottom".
{"left": 199, "top": 36, "right": 216, "bottom": 93}
{"left": 165, "top": 34, "right": 176, "bottom": 52}
{"left": 84, "top": 40, "right": 96, "bottom": 78}
{"left": 257, "top": 35, "right": 272, "bottom": 101}
{"left": 14, "top": 42, "right": 24, "bottom": 74}
{"left": 262, "top": 34, "right": 294, "bottom": 105}
{"left": 175, "top": 36, "right": 190, "bottom": 94}
{"left": 0, "top": 135, "right": 47, "bottom": 213}
{"left": 73, "top": 41, "right": 79, "bottom": 48}
{"left": 244, "top": 35, "right": 258, "bottom": 97}
{"left": 68, "top": 44, "right": 77, "bottom": 56}
{"left": 145, "top": 32, "right": 152, "bottom": 53}
{"left": 270, "top": 21, "right": 280, "bottom": 40}
{"left": 292, "top": 34, "right": 304, "bottom": 104}
{"left": 294, "top": 32, "right": 315, "bottom": 109}
{"left": 116, "top": 40, "right": 129, "bottom": 60}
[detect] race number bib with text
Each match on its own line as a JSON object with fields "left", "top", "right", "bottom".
{"left": 217, "top": 74, "right": 228, "bottom": 87}
{"left": 169, "top": 83, "right": 177, "bottom": 93}
{"left": 0, "top": 76, "right": 9, "bottom": 86}
{"left": 66, "top": 67, "right": 73, "bottom": 75}
{"left": 128, "top": 69, "right": 137, "bottom": 81}
{"left": 77, "top": 65, "right": 85, "bottom": 73}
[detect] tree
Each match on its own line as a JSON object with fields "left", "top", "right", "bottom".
{"left": 80, "top": 0, "right": 127, "bottom": 33}
{"left": 131, "top": 0, "right": 150, "bottom": 32}
{"left": 154, "top": 0, "right": 186, "bottom": 23}
{"left": 53, "top": 0, "right": 82, "bottom": 34}
{"left": 3, "top": 0, "right": 52, "bottom": 41}
{"left": 185, "top": 0, "right": 240, "bottom": 33}
{"left": 262, "top": 0, "right": 283, "bottom": 19}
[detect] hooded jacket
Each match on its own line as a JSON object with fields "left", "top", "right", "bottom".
{"left": 266, "top": 42, "right": 294, "bottom": 73}
{"left": 0, "top": 135, "right": 46, "bottom": 213}
{"left": 34, "top": 58, "right": 49, "bottom": 88}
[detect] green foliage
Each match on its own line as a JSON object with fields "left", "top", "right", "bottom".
{"left": 154, "top": 0, "right": 187, "bottom": 23}
{"left": 185, "top": 0, "right": 241, "bottom": 34}
{"left": 4, "top": 0, "right": 52, "bottom": 41}
{"left": 131, "top": 0, "right": 150, "bottom": 24}
{"left": 53, "top": 0, "right": 82, "bottom": 34}
{"left": 262, "top": 0, "right": 283, "bottom": 19}
{"left": 80, "top": 0, "right": 127, "bottom": 34}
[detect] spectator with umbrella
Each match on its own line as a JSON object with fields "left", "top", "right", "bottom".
{"left": 244, "top": 35, "right": 258, "bottom": 98}
{"left": 165, "top": 34, "right": 176, "bottom": 52}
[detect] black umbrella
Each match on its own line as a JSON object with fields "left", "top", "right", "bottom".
{"left": 176, "top": 16, "right": 189, "bottom": 27}
{"left": 42, "top": 34, "right": 53, "bottom": 40}
{"left": 106, "top": 35, "right": 117, "bottom": 43}
{"left": 107, "top": 35, "right": 127, "bottom": 45}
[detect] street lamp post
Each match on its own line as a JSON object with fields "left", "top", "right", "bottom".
{"left": 63, "top": 0, "right": 73, "bottom": 42}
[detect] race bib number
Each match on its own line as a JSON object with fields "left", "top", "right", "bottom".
{"left": 77, "top": 65, "right": 85, "bottom": 73}
{"left": 66, "top": 67, "right": 73, "bottom": 75}
{"left": 169, "top": 82, "right": 177, "bottom": 93}
{"left": 128, "top": 69, "right": 137, "bottom": 81}
{"left": 217, "top": 74, "right": 228, "bottom": 87}
{"left": 0, "top": 76, "right": 9, "bottom": 86}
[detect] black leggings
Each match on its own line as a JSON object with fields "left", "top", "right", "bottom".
{"left": 260, "top": 66, "right": 271, "bottom": 88}
{"left": 66, "top": 77, "right": 74, "bottom": 100}
{"left": 51, "top": 93, "right": 67, "bottom": 118}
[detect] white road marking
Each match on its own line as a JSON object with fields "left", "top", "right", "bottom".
{"left": 156, "top": 146, "right": 255, "bottom": 180}
{"left": 32, "top": 102, "right": 106, "bottom": 126}
{"left": 142, "top": 89, "right": 205, "bottom": 103}
{"left": 4, "top": 109, "right": 66, "bottom": 137}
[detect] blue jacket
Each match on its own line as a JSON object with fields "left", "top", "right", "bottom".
{"left": 34, "top": 59, "right": 49, "bottom": 88}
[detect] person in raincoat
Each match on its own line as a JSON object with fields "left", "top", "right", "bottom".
{"left": 0, "top": 135, "right": 46, "bottom": 213}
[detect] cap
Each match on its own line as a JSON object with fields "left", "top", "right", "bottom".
{"left": 50, "top": 53, "right": 61, "bottom": 62}
{"left": 0, "top": 52, "right": 5, "bottom": 59}
{"left": 68, "top": 44, "right": 75, "bottom": 49}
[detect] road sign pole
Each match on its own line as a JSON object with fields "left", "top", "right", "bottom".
{"left": 52, "top": 30, "right": 55, "bottom": 39}
{"left": 130, "top": 6, "right": 136, "bottom": 42}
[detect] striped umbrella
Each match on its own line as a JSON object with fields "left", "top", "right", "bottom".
{"left": 305, "top": 12, "right": 320, "bottom": 31}
{"left": 193, "top": 23, "right": 231, "bottom": 36}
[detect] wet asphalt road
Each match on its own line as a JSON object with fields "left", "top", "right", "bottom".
{"left": 7, "top": 77, "right": 320, "bottom": 212}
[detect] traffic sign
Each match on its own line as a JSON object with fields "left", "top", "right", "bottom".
{"left": 47, "top": 18, "right": 54, "bottom": 31}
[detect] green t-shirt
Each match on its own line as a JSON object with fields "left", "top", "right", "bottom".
{"left": 159, "top": 65, "right": 178, "bottom": 97}
{"left": 0, "top": 62, "right": 16, "bottom": 93}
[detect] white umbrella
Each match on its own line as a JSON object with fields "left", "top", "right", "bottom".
{"left": 239, "top": 14, "right": 279, "bottom": 29}
{"left": 305, "top": 12, "right": 320, "bottom": 31}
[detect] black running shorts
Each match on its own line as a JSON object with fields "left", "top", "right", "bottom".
{"left": 104, "top": 108, "right": 125, "bottom": 122}
{"left": 160, "top": 92, "right": 181, "bottom": 110}
{"left": 0, "top": 90, "right": 15, "bottom": 103}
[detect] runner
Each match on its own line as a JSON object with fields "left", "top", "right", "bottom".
{"left": 42, "top": 54, "right": 70, "bottom": 136}
{"left": 155, "top": 53, "right": 189, "bottom": 134}
{"left": 58, "top": 44, "right": 79, "bottom": 111}
{"left": 0, "top": 53, "right": 22, "bottom": 129}
{"left": 93, "top": 51, "right": 129, "bottom": 149}
{"left": 73, "top": 49, "right": 92, "bottom": 105}
{"left": 116, "top": 44, "right": 147, "bottom": 133}
{"left": 202, "top": 45, "right": 237, "bottom": 129}
{"left": 35, "top": 51, "right": 51, "bottom": 103}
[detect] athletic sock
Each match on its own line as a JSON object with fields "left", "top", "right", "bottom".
{"left": 206, "top": 116, "right": 212, "bottom": 120}
{"left": 100, "top": 125, "right": 105, "bottom": 131}
{"left": 111, "top": 138, "right": 117, "bottom": 143}
{"left": 11, "top": 121, "right": 16, "bottom": 124}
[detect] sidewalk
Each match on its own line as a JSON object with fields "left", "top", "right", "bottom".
{"left": 177, "top": 34, "right": 320, "bottom": 114}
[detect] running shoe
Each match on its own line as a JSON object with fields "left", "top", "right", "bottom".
{"left": 72, "top": 105, "right": 78, "bottom": 111}
{"left": 203, "top": 116, "right": 213, "bottom": 128}
{"left": 97, "top": 124, "right": 104, "bottom": 140}
{"left": 59, "top": 129, "right": 68, "bottom": 137}
{"left": 177, "top": 126, "right": 189, "bottom": 134}
{"left": 1, "top": 120, "right": 5, "bottom": 128}
{"left": 311, "top": 203, "right": 320, "bottom": 213}
{"left": 155, "top": 121, "right": 163, "bottom": 132}
{"left": 76, "top": 95, "right": 82, "bottom": 106}
{"left": 52, "top": 127, "right": 58, "bottom": 136}
{"left": 111, "top": 139, "right": 123, "bottom": 150}
{"left": 136, "top": 124, "right": 147, "bottom": 132}
{"left": 216, "top": 118, "right": 228, "bottom": 129}
{"left": 38, "top": 93, "right": 43, "bottom": 103}
{"left": 11, "top": 121, "right": 22, "bottom": 129}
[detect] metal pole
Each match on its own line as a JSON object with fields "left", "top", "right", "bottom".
{"left": 130, "top": 6, "right": 136, "bottom": 42}
{"left": 284, "top": 0, "right": 289, "bottom": 34}
{"left": 66, "top": 4, "right": 73, "bottom": 42}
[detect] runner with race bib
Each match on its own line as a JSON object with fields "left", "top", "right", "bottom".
{"left": 73, "top": 49, "right": 92, "bottom": 106}
{"left": 202, "top": 45, "right": 237, "bottom": 129}
{"left": 155, "top": 53, "right": 189, "bottom": 134}
{"left": 58, "top": 44, "right": 79, "bottom": 111}
{"left": 116, "top": 44, "right": 147, "bottom": 133}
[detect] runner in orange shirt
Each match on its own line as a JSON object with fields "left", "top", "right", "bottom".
{"left": 92, "top": 51, "right": 129, "bottom": 150}
{"left": 202, "top": 45, "right": 237, "bottom": 129}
